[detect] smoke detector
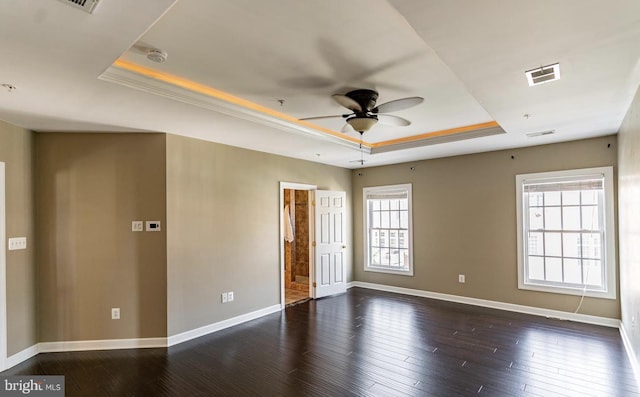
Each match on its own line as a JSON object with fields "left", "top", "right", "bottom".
{"left": 146, "top": 49, "right": 168, "bottom": 63}
{"left": 525, "top": 63, "right": 560, "bottom": 86}
{"left": 57, "top": 0, "right": 99, "bottom": 14}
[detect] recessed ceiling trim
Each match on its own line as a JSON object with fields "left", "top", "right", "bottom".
{"left": 371, "top": 121, "right": 500, "bottom": 148}
{"left": 101, "top": 60, "right": 502, "bottom": 156}
{"left": 370, "top": 122, "right": 505, "bottom": 154}
{"left": 101, "top": 59, "right": 367, "bottom": 151}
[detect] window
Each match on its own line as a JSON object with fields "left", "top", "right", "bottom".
{"left": 516, "top": 167, "right": 616, "bottom": 298}
{"left": 364, "top": 184, "right": 413, "bottom": 275}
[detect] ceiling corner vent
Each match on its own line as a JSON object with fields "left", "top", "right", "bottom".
{"left": 57, "top": 0, "right": 100, "bottom": 14}
{"left": 525, "top": 63, "right": 560, "bottom": 86}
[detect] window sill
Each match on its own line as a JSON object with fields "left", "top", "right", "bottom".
{"left": 518, "top": 282, "right": 616, "bottom": 300}
{"left": 364, "top": 267, "right": 413, "bottom": 276}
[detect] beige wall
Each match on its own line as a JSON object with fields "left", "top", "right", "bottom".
{"left": 353, "top": 136, "right": 619, "bottom": 318}
{"left": 166, "top": 134, "right": 352, "bottom": 336}
{"left": 0, "top": 120, "right": 36, "bottom": 355}
{"left": 36, "top": 133, "right": 167, "bottom": 341}
{"left": 618, "top": 87, "right": 640, "bottom": 367}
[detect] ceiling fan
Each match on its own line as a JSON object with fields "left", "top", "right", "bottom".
{"left": 300, "top": 89, "right": 424, "bottom": 135}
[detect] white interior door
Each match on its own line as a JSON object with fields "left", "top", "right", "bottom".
{"left": 313, "top": 190, "right": 347, "bottom": 298}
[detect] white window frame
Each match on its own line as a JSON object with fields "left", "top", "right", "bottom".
{"left": 516, "top": 166, "right": 616, "bottom": 299}
{"left": 363, "top": 184, "right": 413, "bottom": 276}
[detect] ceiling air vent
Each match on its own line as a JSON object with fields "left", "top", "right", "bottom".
{"left": 526, "top": 130, "right": 555, "bottom": 138}
{"left": 57, "top": 0, "right": 100, "bottom": 14}
{"left": 525, "top": 63, "right": 560, "bottom": 86}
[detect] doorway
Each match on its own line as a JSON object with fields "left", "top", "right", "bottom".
{"left": 283, "top": 188, "right": 312, "bottom": 306}
{"left": 279, "top": 182, "right": 316, "bottom": 308}
{"left": 279, "top": 182, "right": 348, "bottom": 307}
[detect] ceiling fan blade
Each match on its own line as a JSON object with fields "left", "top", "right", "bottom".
{"left": 332, "top": 94, "right": 363, "bottom": 112}
{"left": 377, "top": 114, "right": 411, "bottom": 127}
{"left": 372, "top": 97, "right": 424, "bottom": 114}
{"left": 299, "top": 114, "right": 350, "bottom": 121}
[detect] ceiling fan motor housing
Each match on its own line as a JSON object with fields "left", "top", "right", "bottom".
{"left": 345, "top": 89, "right": 379, "bottom": 112}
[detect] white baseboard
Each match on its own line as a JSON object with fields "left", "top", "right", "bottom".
{"left": 2, "top": 304, "right": 282, "bottom": 370}
{"left": 352, "top": 281, "right": 620, "bottom": 328}
{"left": 5, "top": 344, "right": 39, "bottom": 370}
{"left": 346, "top": 281, "right": 355, "bottom": 289}
{"left": 167, "top": 304, "right": 281, "bottom": 346}
{"left": 620, "top": 323, "right": 640, "bottom": 389}
{"left": 38, "top": 337, "right": 167, "bottom": 353}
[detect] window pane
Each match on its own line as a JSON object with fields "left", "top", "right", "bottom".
{"left": 528, "top": 256, "right": 544, "bottom": 280}
{"left": 563, "top": 191, "right": 580, "bottom": 205}
{"left": 581, "top": 190, "right": 598, "bottom": 205}
{"left": 400, "top": 199, "right": 408, "bottom": 210}
{"left": 380, "top": 200, "right": 389, "bottom": 210}
{"left": 390, "top": 250, "right": 401, "bottom": 267}
{"left": 584, "top": 260, "right": 602, "bottom": 287}
{"left": 546, "top": 257, "right": 563, "bottom": 282}
{"left": 370, "top": 230, "right": 379, "bottom": 247}
{"left": 390, "top": 199, "right": 399, "bottom": 210}
{"left": 528, "top": 232, "right": 544, "bottom": 256}
{"left": 529, "top": 208, "right": 544, "bottom": 230}
{"left": 582, "top": 233, "right": 601, "bottom": 259}
{"left": 399, "top": 249, "right": 408, "bottom": 269}
{"left": 562, "top": 207, "right": 581, "bottom": 230}
{"left": 381, "top": 212, "right": 390, "bottom": 228}
{"left": 545, "top": 191, "right": 561, "bottom": 205}
{"left": 380, "top": 248, "right": 390, "bottom": 265}
{"left": 371, "top": 211, "right": 380, "bottom": 228}
{"left": 582, "top": 206, "right": 599, "bottom": 230}
{"left": 371, "top": 200, "right": 380, "bottom": 211}
{"left": 379, "top": 230, "right": 389, "bottom": 247}
{"left": 563, "top": 259, "right": 582, "bottom": 284}
{"left": 371, "top": 247, "right": 380, "bottom": 265}
{"left": 529, "top": 192, "right": 544, "bottom": 206}
{"left": 390, "top": 211, "right": 400, "bottom": 229}
{"left": 545, "top": 207, "right": 562, "bottom": 230}
{"left": 544, "top": 232, "right": 562, "bottom": 257}
{"left": 389, "top": 231, "right": 398, "bottom": 248}
{"left": 400, "top": 211, "right": 408, "bottom": 229}
{"left": 399, "top": 231, "right": 408, "bottom": 248}
{"left": 562, "top": 232, "right": 581, "bottom": 258}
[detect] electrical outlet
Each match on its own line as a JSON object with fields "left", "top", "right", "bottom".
{"left": 228, "top": 291, "right": 234, "bottom": 302}
{"left": 111, "top": 308, "right": 120, "bottom": 320}
{"left": 221, "top": 292, "right": 228, "bottom": 303}
{"left": 131, "top": 221, "right": 143, "bottom": 232}
{"left": 458, "top": 274, "right": 466, "bottom": 283}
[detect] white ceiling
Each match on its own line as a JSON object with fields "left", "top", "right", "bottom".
{"left": 1, "top": 0, "right": 639, "bottom": 168}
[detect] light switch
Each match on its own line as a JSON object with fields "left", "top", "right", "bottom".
{"left": 132, "top": 221, "right": 143, "bottom": 232}
{"left": 8, "top": 237, "right": 27, "bottom": 251}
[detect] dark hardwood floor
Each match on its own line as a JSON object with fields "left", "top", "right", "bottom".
{"left": 3, "top": 288, "right": 638, "bottom": 396}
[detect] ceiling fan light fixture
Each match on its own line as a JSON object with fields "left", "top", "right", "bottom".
{"left": 347, "top": 116, "right": 378, "bottom": 133}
